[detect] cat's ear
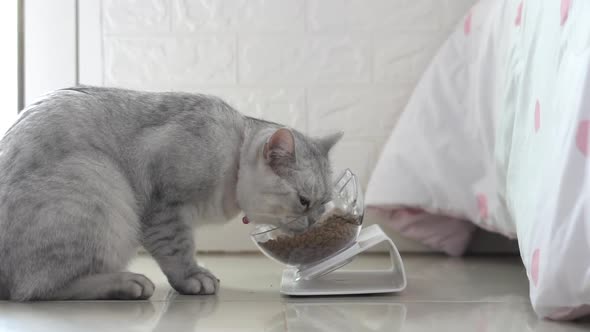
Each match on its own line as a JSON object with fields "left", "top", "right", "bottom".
{"left": 263, "top": 128, "right": 296, "bottom": 168}
{"left": 317, "top": 132, "right": 343, "bottom": 154}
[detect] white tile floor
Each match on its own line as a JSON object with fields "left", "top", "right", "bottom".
{"left": 1, "top": 254, "right": 588, "bottom": 332}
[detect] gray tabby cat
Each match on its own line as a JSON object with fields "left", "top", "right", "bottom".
{"left": 0, "top": 86, "right": 341, "bottom": 301}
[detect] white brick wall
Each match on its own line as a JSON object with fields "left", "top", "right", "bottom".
{"left": 84, "top": 0, "right": 477, "bottom": 252}
{"left": 100, "top": 0, "right": 475, "bottom": 187}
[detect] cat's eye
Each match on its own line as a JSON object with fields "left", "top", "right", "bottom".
{"left": 298, "top": 196, "right": 310, "bottom": 209}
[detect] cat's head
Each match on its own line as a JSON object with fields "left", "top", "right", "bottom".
{"left": 237, "top": 127, "right": 342, "bottom": 231}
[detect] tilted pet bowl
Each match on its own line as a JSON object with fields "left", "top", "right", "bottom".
{"left": 251, "top": 169, "right": 407, "bottom": 296}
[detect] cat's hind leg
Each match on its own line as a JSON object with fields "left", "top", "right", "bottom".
{"left": 2, "top": 154, "right": 145, "bottom": 301}
{"left": 46, "top": 272, "right": 154, "bottom": 300}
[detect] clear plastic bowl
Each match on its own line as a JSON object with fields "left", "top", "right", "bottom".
{"left": 251, "top": 169, "right": 364, "bottom": 268}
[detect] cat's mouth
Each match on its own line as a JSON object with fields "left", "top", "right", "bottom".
{"left": 242, "top": 202, "right": 328, "bottom": 228}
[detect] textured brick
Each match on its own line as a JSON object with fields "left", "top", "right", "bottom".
{"left": 166, "top": 37, "right": 236, "bottom": 85}
{"left": 104, "top": 36, "right": 236, "bottom": 88}
{"left": 93, "top": 0, "right": 477, "bottom": 251}
{"left": 172, "top": 0, "right": 304, "bottom": 32}
{"left": 200, "top": 87, "right": 307, "bottom": 132}
{"left": 103, "top": 0, "right": 170, "bottom": 33}
{"left": 308, "top": 86, "right": 411, "bottom": 139}
{"left": 239, "top": 34, "right": 371, "bottom": 84}
{"left": 104, "top": 38, "right": 170, "bottom": 89}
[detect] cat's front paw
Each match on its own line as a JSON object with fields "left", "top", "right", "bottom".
{"left": 171, "top": 268, "right": 220, "bottom": 295}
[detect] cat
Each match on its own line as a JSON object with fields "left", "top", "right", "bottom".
{"left": 0, "top": 86, "right": 342, "bottom": 301}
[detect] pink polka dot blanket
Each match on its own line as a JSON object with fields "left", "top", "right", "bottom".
{"left": 365, "top": 0, "right": 590, "bottom": 320}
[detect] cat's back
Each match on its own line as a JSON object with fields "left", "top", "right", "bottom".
{"left": 0, "top": 86, "right": 245, "bottom": 196}
{"left": 1, "top": 86, "right": 243, "bottom": 157}
{"left": 0, "top": 87, "right": 140, "bottom": 174}
{"left": 3, "top": 87, "right": 144, "bottom": 145}
{"left": 5, "top": 87, "right": 186, "bottom": 139}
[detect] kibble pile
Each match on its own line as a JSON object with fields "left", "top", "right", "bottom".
{"left": 259, "top": 215, "right": 359, "bottom": 266}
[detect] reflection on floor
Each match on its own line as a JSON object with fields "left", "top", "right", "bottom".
{"left": 1, "top": 254, "right": 589, "bottom": 332}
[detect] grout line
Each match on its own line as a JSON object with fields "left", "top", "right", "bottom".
{"left": 47, "top": 299, "right": 532, "bottom": 304}
{"left": 235, "top": 33, "right": 239, "bottom": 84}
{"left": 149, "top": 82, "right": 399, "bottom": 90}
{"left": 17, "top": 0, "right": 24, "bottom": 111}
{"left": 74, "top": 0, "right": 80, "bottom": 85}
{"left": 369, "top": 32, "right": 375, "bottom": 83}
{"left": 101, "top": 30, "right": 389, "bottom": 38}
{"left": 304, "top": 87, "right": 309, "bottom": 134}
{"left": 303, "top": 0, "right": 308, "bottom": 33}
{"left": 168, "top": 0, "right": 173, "bottom": 32}
{"left": 100, "top": 0, "right": 105, "bottom": 85}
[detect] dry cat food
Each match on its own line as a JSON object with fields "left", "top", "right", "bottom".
{"left": 259, "top": 215, "right": 359, "bottom": 266}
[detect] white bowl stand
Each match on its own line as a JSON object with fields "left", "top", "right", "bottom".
{"left": 280, "top": 224, "right": 407, "bottom": 296}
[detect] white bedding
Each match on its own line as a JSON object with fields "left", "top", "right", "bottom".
{"left": 366, "top": 0, "right": 590, "bottom": 320}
